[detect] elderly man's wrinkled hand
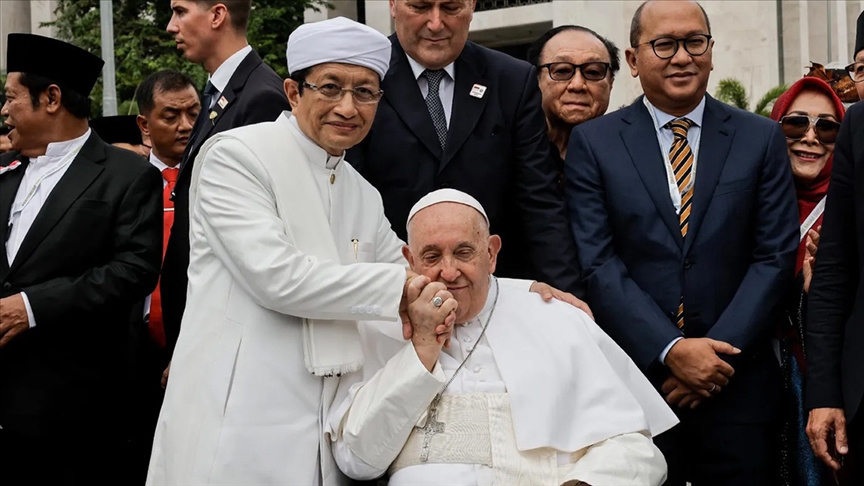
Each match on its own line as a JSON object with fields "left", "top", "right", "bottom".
{"left": 529, "top": 281, "right": 594, "bottom": 320}
{"left": 0, "top": 293, "right": 30, "bottom": 347}
{"left": 407, "top": 281, "right": 457, "bottom": 370}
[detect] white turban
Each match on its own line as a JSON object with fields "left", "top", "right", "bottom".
{"left": 407, "top": 189, "right": 490, "bottom": 231}
{"left": 287, "top": 17, "right": 391, "bottom": 79}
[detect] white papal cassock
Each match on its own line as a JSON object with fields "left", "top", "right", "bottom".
{"left": 146, "top": 112, "right": 409, "bottom": 486}
{"left": 328, "top": 278, "right": 680, "bottom": 485}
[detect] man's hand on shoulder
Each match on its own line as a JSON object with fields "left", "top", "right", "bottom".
{"left": 0, "top": 293, "right": 30, "bottom": 347}
{"left": 665, "top": 338, "right": 740, "bottom": 396}
{"left": 529, "top": 281, "right": 594, "bottom": 320}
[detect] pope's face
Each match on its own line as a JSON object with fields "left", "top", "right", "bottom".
{"left": 285, "top": 63, "right": 381, "bottom": 156}
{"left": 2, "top": 73, "right": 50, "bottom": 157}
{"left": 403, "top": 202, "right": 501, "bottom": 324}
{"left": 167, "top": 0, "right": 215, "bottom": 65}
{"left": 391, "top": 0, "right": 475, "bottom": 70}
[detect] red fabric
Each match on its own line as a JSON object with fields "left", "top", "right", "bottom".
{"left": 148, "top": 167, "right": 179, "bottom": 348}
{"left": 769, "top": 77, "right": 846, "bottom": 275}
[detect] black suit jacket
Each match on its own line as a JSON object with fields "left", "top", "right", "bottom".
{"left": 160, "top": 49, "right": 290, "bottom": 352}
{"left": 805, "top": 101, "right": 864, "bottom": 421}
{"left": 348, "top": 36, "right": 582, "bottom": 294}
{"left": 0, "top": 133, "right": 162, "bottom": 438}
{"left": 567, "top": 96, "right": 798, "bottom": 422}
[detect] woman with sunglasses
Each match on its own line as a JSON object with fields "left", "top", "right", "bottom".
{"left": 770, "top": 76, "right": 846, "bottom": 486}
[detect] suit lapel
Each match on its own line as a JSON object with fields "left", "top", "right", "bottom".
{"left": 184, "top": 49, "right": 263, "bottom": 166}
{"left": 8, "top": 134, "right": 105, "bottom": 274}
{"left": 383, "top": 36, "right": 444, "bottom": 161}
{"left": 683, "top": 96, "right": 734, "bottom": 255}
{"left": 620, "top": 100, "right": 683, "bottom": 247}
{"left": 441, "top": 44, "right": 489, "bottom": 172}
{"left": 0, "top": 154, "right": 28, "bottom": 272}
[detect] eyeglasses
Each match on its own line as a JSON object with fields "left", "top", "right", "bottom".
{"left": 538, "top": 62, "right": 611, "bottom": 82}
{"left": 635, "top": 34, "right": 712, "bottom": 60}
{"left": 845, "top": 62, "right": 864, "bottom": 83}
{"left": 302, "top": 82, "right": 383, "bottom": 104}
{"left": 779, "top": 115, "right": 841, "bottom": 144}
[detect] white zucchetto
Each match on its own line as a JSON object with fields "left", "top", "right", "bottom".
{"left": 287, "top": 17, "right": 391, "bottom": 80}
{"left": 407, "top": 188, "right": 490, "bottom": 231}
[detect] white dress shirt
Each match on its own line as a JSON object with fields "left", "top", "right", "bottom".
{"left": 5, "top": 129, "right": 91, "bottom": 329}
{"left": 206, "top": 44, "right": 253, "bottom": 109}
{"left": 406, "top": 55, "right": 455, "bottom": 129}
{"left": 644, "top": 96, "right": 706, "bottom": 364}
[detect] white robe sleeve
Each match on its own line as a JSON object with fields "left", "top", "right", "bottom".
{"left": 328, "top": 343, "right": 446, "bottom": 480}
{"left": 195, "top": 138, "right": 406, "bottom": 321}
{"left": 561, "top": 432, "right": 667, "bottom": 486}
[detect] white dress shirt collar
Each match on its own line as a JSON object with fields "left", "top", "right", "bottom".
{"left": 148, "top": 151, "right": 172, "bottom": 172}
{"left": 208, "top": 45, "right": 253, "bottom": 94}
{"left": 285, "top": 113, "right": 345, "bottom": 170}
{"left": 644, "top": 95, "right": 706, "bottom": 130}
{"left": 406, "top": 54, "right": 455, "bottom": 81}
{"left": 40, "top": 128, "right": 91, "bottom": 161}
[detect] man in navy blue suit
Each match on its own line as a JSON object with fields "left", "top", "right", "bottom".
{"left": 347, "top": 0, "right": 582, "bottom": 296}
{"left": 566, "top": 1, "right": 798, "bottom": 484}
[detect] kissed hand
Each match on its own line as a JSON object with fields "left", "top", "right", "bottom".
{"left": 407, "top": 280, "right": 458, "bottom": 371}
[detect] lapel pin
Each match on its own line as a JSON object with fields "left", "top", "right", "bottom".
{"left": 470, "top": 84, "right": 487, "bottom": 99}
{"left": 209, "top": 110, "right": 218, "bottom": 125}
{"left": 0, "top": 160, "right": 23, "bottom": 176}
{"left": 217, "top": 96, "right": 228, "bottom": 109}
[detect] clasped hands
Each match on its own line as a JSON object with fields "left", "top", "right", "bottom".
{"left": 661, "top": 337, "right": 740, "bottom": 409}
{"left": 0, "top": 293, "right": 29, "bottom": 348}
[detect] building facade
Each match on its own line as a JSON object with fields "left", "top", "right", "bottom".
{"left": 0, "top": 0, "right": 57, "bottom": 71}
{"left": 307, "top": 0, "right": 864, "bottom": 111}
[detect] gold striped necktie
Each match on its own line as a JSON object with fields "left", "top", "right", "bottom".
{"left": 668, "top": 117, "right": 694, "bottom": 328}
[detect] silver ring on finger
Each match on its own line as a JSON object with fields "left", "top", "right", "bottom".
{"left": 432, "top": 296, "right": 443, "bottom": 308}
{"left": 709, "top": 383, "right": 717, "bottom": 393}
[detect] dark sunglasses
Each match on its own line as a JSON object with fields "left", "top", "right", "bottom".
{"left": 779, "top": 115, "right": 840, "bottom": 144}
{"left": 538, "top": 62, "right": 611, "bottom": 82}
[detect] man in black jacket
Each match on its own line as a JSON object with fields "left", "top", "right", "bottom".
{"left": 159, "top": 0, "right": 290, "bottom": 364}
{"left": 348, "top": 0, "right": 583, "bottom": 296}
{"left": 0, "top": 34, "right": 163, "bottom": 485}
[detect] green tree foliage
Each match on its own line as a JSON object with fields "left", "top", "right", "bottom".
{"left": 714, "top": 77, "right": 787, "bottom": 117}
{"left": 44, "top": 0, "right": 325, "bottom": 117}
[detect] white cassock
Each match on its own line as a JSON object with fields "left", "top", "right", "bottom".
{"left": 146, "top": 112, "right": 408, "bottom": 486}
{"left": 328, "top": 278, "right": 680, "bottom": 486}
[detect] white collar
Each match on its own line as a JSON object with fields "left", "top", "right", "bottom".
{"left": 459, "top": 275, "right": 499, "bottom": 326}
{"left": 406, "top": 54, "right": 455, "bottom": 81}
{"left": 285, "top": 113, "right": 345, "bottom": 170}
{"left": 148, "top": 151, "right": 177, "bottom": 172}
{"left": 40, "top": 128, "right": 91, "bottom": 160}
{"left": 644, "top": 95, "right": 706, "bottom": 129}
{"left": 208, "top": 45, "right": 253, "bottom": 93}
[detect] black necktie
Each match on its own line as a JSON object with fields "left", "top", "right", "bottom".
{"left": 202, "top": 81, "right": 217, "bottom": 111}
{"left": 423, "top": 69, "right": 448, "bottom": 150}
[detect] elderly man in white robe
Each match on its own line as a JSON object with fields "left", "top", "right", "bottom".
{"left": 147, "top": 17, "right": 584, "bottom": 486}
{"left": 329, "top": 189, "right": 679, "bottom": 486}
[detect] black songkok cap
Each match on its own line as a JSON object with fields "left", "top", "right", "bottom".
{"left": 90, "top": 115, "right": 143, "bottom": 145}
{"left": 6, "top": 33, "right": 104, "bottom": 97}
{"left": 857, "top": 11, "right": 864, "bottom": 58}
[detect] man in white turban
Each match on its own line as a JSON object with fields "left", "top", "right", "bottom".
{"left": 146, "top": 17, "right": 580, "bottom": 486}
{"left": 328, "top": 189, "right": 679, "bottom": 485}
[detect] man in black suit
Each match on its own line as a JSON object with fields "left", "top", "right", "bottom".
{"left": 805, "top": 12, "right": 864, "bottom": 478}
{"left": 0, "top": 34, "right": 163, "bottom": 484}
{"left": 160, "top": 0, "right": 290, "bottom": 362}
{"left": 348, "top": 0, "right": 582, "bottom": 295}
{"left": 566, "top": 1, "right": 798, "bottom": 484}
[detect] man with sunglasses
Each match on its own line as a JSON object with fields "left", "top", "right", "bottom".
{"left": 527, "top": 25, "right": 619, "bottom": 167}
{"left": 566, "top": 1, "right": 799, "bottom": 484}
{"left": 805, "top": 10, "right": 864, "bottom": 485}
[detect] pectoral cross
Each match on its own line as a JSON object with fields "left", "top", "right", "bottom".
{"left": 418, "top": 395, "right": 445, "bottom": 462}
